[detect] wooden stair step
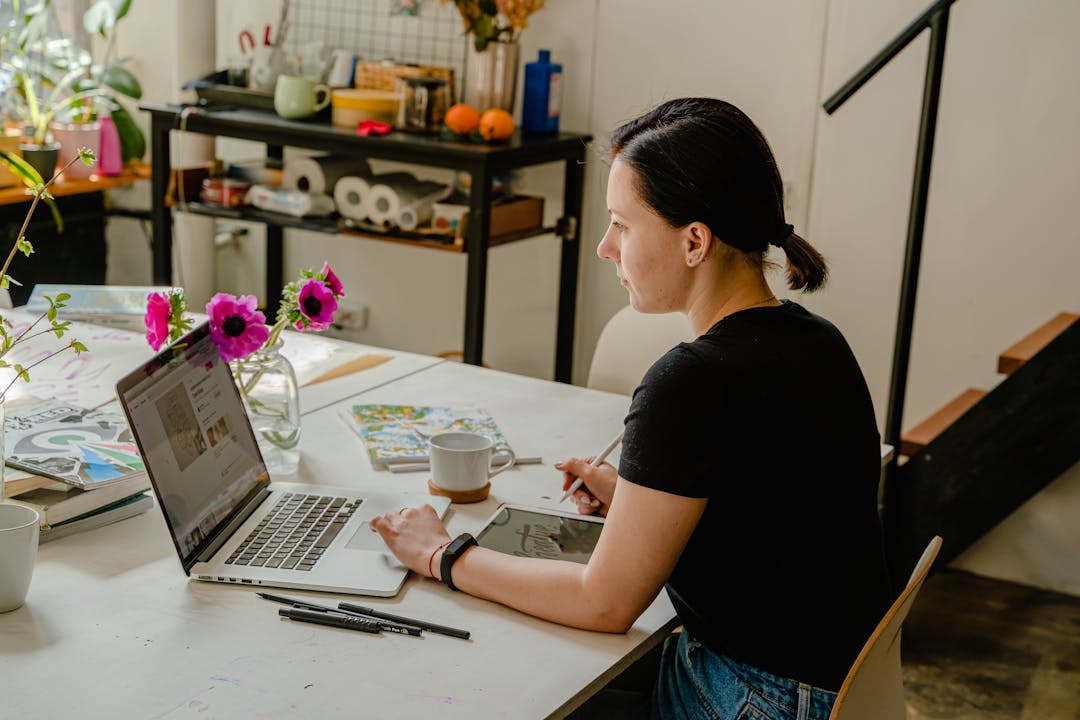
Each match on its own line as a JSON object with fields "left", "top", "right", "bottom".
{"left": 998, "top": 312, "right": 1079, "bottom": 375}
{"left": 901, "top": 388, "right": 989, "bottom": 457}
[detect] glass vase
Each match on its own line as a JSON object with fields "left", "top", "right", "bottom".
{"left": 230, "top": 341, "right": 301, "bottom": 476}
{"left": 464, "top": 39, "right": 520, "bottom": 112}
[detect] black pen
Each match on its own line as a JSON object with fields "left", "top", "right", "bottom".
{"left": 338, "top": 602, "right": 471, "bottom": 640}
{"left": 256, "top": 591, "right": 422, "bottom": 636}
{"left": 279, "top": 606, "right": 382, "bottom": 634}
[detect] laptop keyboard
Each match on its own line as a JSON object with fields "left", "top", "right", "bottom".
{"left": 225, "top": 493, "right": 362, "bottom": 571}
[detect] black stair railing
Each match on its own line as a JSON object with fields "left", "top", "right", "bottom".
{"left": 822, "top": 0, "right": 958, "bottom": 558}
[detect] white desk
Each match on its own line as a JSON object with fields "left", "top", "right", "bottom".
{"left": 0, "top": 354, "right": 677, "bottom": 719}
{"left": 0, "top": 307, "right": 443, "bottom": 413}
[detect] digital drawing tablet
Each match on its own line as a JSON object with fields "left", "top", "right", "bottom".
{"left": 474, "top": 503, "right": 604, "bottom": 564}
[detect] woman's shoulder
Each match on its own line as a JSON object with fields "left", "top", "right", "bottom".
{"left": 635, "top": 340, "right": 715, "bottom": 397}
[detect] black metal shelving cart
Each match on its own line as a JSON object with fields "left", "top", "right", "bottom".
{"left": 141, "top": 102, "right": 592, "bottom": 382}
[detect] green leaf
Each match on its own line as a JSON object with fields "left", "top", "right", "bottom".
{"left": 55, "top": 292, "right": 71, "bottom": 302}
{"left": 78, "top": 147, "right": 97, "bottom": 165}
{"left": 1, "top": 276, "right": 9, "bottom": 289}
{"left": 0, "top": 150, "right": 45, "bottom": 189}
{"left": 100, "top": 63, "right": 141, "bottom": 99}
{"left": 43, "top": 195, "right": 65, "bottom": 233}
{"left": 112, "top": 105, "right": 145, "bottom": 161}
{"left": 72, "top": 340, "right": 88, "bottom": 353}
{"left": 16, "top": 237, "right": 34, "bottom": 257}
{"left": 83, "top": 0, "right": 117, "bottom": 36}
{"left": 47, "top": 306, "right": 57, "bottom": 321}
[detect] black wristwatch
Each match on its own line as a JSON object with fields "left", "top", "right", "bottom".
{"left": 440, "top": 533, "right": 478, "bottom": 592}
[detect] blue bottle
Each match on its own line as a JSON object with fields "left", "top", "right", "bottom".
{"left": 522, "top": 49, "right": 562, "bottom": 135}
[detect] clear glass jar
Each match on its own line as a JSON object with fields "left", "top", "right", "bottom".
{"left": 230, "top": 341, "right": 301, "bottom": 476}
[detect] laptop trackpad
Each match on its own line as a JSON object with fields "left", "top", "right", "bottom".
{"left": 346, "top": 522, "right": 391, "bottom": 551}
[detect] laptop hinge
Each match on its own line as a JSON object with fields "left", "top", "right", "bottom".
{"left": 195, "top": 486, "right": 272, "bottom": 564}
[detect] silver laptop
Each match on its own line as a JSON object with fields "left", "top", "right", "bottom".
{"left": 116, "top": 321, "right": 449, "bottom": 597}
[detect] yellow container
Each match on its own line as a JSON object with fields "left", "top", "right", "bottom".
{"left": 331, "top": 89, "right": 400, "bottom": 129}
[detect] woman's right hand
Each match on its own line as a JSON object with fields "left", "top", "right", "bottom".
{"left": 554, "top": 457, "right": 618, "bottom": 516}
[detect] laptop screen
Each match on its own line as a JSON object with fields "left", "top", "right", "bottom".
{"left": 117, "top": 322, "right": 269, "bottom": 570}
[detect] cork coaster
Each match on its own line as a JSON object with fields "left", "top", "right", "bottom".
{"left": 427, "top": 479, "right": 491, "bottom": 504}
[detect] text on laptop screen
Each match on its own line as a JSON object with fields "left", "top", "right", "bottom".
{"left": 120, "top": 330, "right": 269, "bottom": 562}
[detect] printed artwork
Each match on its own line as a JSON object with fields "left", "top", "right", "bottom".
{"left": 343, "top": 404, "right": 512, "bottom": 468}
{"left": 4, "top": 398, "right": 145, "bottom": 489}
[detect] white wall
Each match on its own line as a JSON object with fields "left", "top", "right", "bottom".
{"left": 807, "top": 0, "right": 1080, "bottom": 595}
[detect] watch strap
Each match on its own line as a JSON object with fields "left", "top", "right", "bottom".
{"left": 440, "top": 533, "right": 478, "bottom": 592}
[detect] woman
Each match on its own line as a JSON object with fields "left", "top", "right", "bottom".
{"left": 371, "top": 97, "right": 891, "bottom": 720}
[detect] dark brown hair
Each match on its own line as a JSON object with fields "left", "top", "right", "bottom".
{"left": 609, "top": 98, "right": 827, "bottom": 292}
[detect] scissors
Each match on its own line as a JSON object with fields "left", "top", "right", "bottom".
{"left": 237, "top": 24, "right": 274, "bottom": 54}
{"left": 237, "top": 29, "right": 256, "bottom": 55}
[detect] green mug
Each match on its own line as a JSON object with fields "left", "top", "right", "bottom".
{"left": 274, "top": 75, "right": 331, "bottom": 121}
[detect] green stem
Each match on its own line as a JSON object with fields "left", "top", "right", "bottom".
{"left": 1, "top": 154, "right": 88, "bottom": 284}
{"left": 0, "top": 341, "right": 79, "bottom": 399}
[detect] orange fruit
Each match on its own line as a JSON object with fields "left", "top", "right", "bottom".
{"left": 478, "top": 108, "right": 514, "bottom": 141}
{"left": 444, "top": 103, "right": 480, "bottom": 135}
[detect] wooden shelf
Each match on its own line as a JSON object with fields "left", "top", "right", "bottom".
{"left": 0, "top": 163, "right": 150, "bottom": 206}
{"left": 998, "top": 312, "right": 1079, "bottom": 375}
{"left": 900, "top": 388, "right": 988, "bottom": 457}
{"left": 182, "top": 201, "right": 555, "bottom": 253}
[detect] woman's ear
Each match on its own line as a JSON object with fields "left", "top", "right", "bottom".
{"left": 684, "top": 222, "right": 714, "bottom": 267}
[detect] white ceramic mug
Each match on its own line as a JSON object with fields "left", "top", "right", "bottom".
{"left": 429, "top": 432, "right": 515, "bottom": 493}
{"left": 0, "top": 504, "right": 40, "bottom": 613}
{"left": 274, "top": 74, "right": 331, "bottom": 120}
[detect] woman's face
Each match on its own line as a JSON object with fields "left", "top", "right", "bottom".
{"left": 598, "top": 159, "right": 690, "bottom": 313}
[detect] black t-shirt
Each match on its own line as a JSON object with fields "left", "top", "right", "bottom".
{"left": 619, "top": 300, "right": 890, "bottom": 691}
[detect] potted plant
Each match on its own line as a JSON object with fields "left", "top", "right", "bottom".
{"left": 1, "top": 0, "right": 144, "bottom": 181}
{"left": 440, "top": 0, "right": 546, "bottom": 111}
{"left": 46, "top": 0, "right": 146, "bottom": 169}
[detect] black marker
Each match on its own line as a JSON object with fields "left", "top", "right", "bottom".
{"left": 338, "top": 602, "right": 470, "bottom": 640}
{"left": 256, "top": 591, "right": 422, "bottom": 636}
{"left": 279, "top": 606, "right": 381, "bottom": 633}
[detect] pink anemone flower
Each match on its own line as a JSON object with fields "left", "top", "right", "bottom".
{"left": 207, "top": 293, "right": 269, "bottom": 361}
{"left": 145, "top": 292, "right": 172, "bottom": 351}
{"left": 319, "top": 262, "right": 346, "bottom": 298}
{"left": 295, "top": 279, "right": 338, "bottom": 331}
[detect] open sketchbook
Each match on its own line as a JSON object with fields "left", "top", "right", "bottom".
{"left": 4, "top": 397, "right": 147, "bottom": 490}
{"left": 339, "top": 403, "right": 540, "bottom": 471}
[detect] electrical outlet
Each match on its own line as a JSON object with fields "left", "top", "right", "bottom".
{"left": 334, "top": 304, "right": 369, "bottom": 330}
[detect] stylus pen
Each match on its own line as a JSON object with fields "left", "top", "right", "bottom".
{"left": 256, "top": 591, "right": 422, "bottom": 635}
{"left": 338, "top": 602, "right": 471, "bottom": 640}
{"left": 558, "top": 429, "right": 625, "bottom": 503}
{"left": 279, "top": 606, "right": 381, "bottom": 634}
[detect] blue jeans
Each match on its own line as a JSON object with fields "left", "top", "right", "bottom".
{"left": 652, "top": 631, "right": 837, "bottom": 720}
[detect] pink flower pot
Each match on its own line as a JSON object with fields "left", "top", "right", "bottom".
{"left": 51, "top": 121, "right": 101, "bottom": 181}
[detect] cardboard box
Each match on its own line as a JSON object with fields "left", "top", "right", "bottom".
{"left": 490, "top": 195, "right": 544, "bottom": 237}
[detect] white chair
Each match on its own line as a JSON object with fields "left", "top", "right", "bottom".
{"left": 587, "top": 305, "right": 695, "bottom": 395}
{"left": 829, "top": 536, "right": 943, "bottom": 720}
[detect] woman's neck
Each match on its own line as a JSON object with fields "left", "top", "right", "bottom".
{"left": 685, "top": 267, "right": 779, "bottom": 336}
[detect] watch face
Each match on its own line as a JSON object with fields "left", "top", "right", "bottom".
{"left": 441, "top": 534, "right": 477, "bottom": 590}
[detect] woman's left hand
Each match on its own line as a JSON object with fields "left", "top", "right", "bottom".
{"left": 370, "top": 504, "right": 451, "bottom": 578}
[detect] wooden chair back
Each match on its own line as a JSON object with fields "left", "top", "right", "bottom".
{"left": 829, "top": 536, "right": 943, "bottom": 720}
